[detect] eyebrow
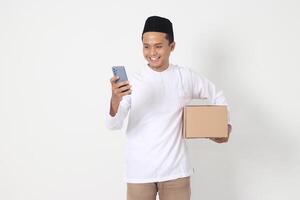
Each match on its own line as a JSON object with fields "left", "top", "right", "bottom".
{"left": 143, "top": 43, "right": 164, "bottom": 46}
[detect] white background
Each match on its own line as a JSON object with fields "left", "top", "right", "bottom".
{"left": 1, "top": 0, "right": 300, "bottom": 199}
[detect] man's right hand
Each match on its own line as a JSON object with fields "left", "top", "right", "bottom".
{"left": 109, "top": 76, "right": 132, "bottom": 116}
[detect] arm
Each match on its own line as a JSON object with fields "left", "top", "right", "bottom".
{"left": 190, "top": 71, "right": 232, "bottom": 143}
{"left": 104, "top": 76, "right": 132, "bottom": 130}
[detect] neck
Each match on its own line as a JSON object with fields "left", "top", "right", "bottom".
{"left": 148, "top": 63, "right": 170, "bottom": 72}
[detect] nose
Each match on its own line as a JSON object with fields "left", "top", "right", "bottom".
{"left": 150, "top": 47, "right": 157, "bottom": 56}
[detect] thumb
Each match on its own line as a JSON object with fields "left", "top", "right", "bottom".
{"left": 110, "top": 76, "right": 119, "bottom": 83}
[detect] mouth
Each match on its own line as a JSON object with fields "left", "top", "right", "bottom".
{"left": 149, "top": 56, "right": 160, "bottom": 63}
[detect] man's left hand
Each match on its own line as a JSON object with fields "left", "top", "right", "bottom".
{"left": 209, "top": 124, "right": 232, "bottom": 143}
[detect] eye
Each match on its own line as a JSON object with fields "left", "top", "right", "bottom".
{"left": 156, "top": 45, "right": 162, "bottom": 48}
{"left": 143, "top": 46, "right": 149, "bottom": 49}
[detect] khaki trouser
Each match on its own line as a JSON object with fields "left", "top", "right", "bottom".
{"left": 127, "top": 176, "right": 191, "bottom": 200}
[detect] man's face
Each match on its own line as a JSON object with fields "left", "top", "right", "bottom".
{"left": 142, "top": 32, "right": 175, "bottom": 72}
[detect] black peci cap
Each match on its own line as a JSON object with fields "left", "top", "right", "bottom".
{"left": 142, "top": 16, "right": 174, "bottom": 42}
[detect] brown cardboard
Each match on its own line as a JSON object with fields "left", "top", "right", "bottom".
{"left": 183, "top": 105, "right": 228, "bottom": 138}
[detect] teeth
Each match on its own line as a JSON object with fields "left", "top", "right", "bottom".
{"left": 150, "top": 57, "right": 159, "bottom": 61}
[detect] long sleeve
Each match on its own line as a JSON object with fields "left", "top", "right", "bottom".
{"left": 189, "top": 69, "right": 231, "bottom": 124}
{"left": 104, "top": 95, "right": 131, "bottom": 130}
{"left": 191, "top": 71, "right": 227, "bottom": 105}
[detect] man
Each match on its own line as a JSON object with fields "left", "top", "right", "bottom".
{"left": 105, "top": 16, "right": 231, "bottom": 200}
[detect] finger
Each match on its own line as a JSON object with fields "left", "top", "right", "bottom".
{"left": 111, "top": 81, "right": 127, "bottom": 90}
{"left": 116, "top": 80, "right": 130, "bottom": 88}
{"left": 212, "top": 139, "right": 222, "bottom": 143}
{"left": 113, "top": 89, "right": 132, "bottom": 99}
{"left": 228, "top": 124, "right": 232, "bottom": 134}
{"left": 215, "top": 138, "right": 228, "bottom": 143}
{"left": 110, "top": 76, "right": 119, "bottom": 83}
{"left": 124, "top": 89, "right": 132, "bottom": 95}
{"left": 210, "top": 138, "right": 225, "bottom": 143}
{"left": 113, "top": 84, "right": 127, "bottom": 92}
{"left": 113, "top": 83, "right": 130, "bottom": 92}
{"left": 119, "top": 85, "right": 131, "bottom": 93}
{"left": 114, "top": 85, "right": 131, "bottom": 95}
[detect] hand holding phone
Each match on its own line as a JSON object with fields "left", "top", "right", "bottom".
{"left": 110, "top": 66, "right": 131, "bottom": 96}
{"left": 112, "top": 66, "right": 128, "bottom": 83}
{"left": 109, "top": 66, "right": 131, "bottom": 117}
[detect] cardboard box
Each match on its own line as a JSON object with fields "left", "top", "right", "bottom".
{"left": 183, "top": 105, "right": 228, "bottom": 138}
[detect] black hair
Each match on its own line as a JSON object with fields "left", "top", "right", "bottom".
{"left": 141, "top": 33, "right": 174, "bottom": 44}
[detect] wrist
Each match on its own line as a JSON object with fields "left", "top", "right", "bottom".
{"left": 111, "top": 95, "right": 121, "bottom": 104}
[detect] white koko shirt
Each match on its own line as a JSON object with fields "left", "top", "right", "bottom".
{"left": 105, "top": 64, "right": 229, "bottom": 183}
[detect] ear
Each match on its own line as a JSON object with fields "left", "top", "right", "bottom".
{"left": 170, "top": 42, "right": 176, "bottom": 51}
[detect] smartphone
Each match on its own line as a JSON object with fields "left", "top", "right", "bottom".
{"left": 112, "top": 66, "right": 128, "bottom": 83}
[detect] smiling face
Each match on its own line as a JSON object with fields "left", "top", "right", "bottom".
{"left": 142, "top": 32, "right": 175, "bottom": 72}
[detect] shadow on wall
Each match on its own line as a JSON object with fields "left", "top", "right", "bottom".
{"left": 187, "top": 39, "right": 297, "bottom": 200}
